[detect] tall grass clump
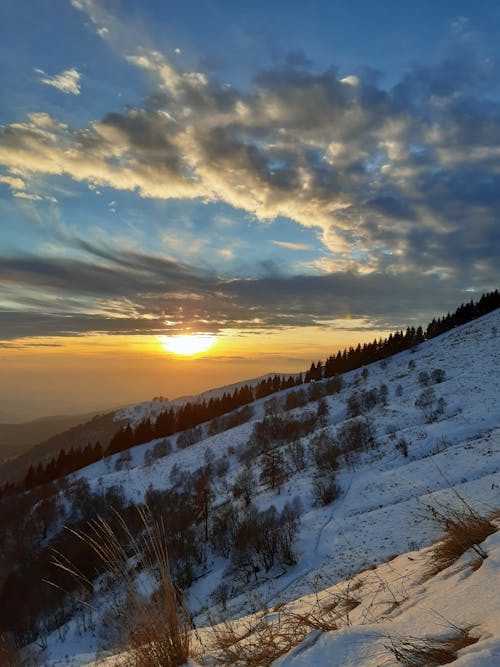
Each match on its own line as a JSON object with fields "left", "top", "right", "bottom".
{"left": 52, "top": 506, "right": 190, "bottom": 667}
{"left": 425, "top": 492, "right": 497, "bottom": 577}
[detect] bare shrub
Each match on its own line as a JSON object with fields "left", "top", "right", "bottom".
{"left": 214, "top": 454, "right": 229, "bottom": 478}
{"left": 337, "top": 418, "right": 375, "bottom": 455}
{"left": 415, "top": 387, "right": 436, "bottom": 420}
{"left": 115, "top": 450, "right": 132, "bottom": 471}
{"left": 144, "top": 439, "right": 172, "bottom": 466}
{"left": 316, "top": 398, "right": 329, "bottom": 426}
{"left": 177, "top": 426, "right": 202, "bottom": 449}
{"left": 284, "top": 389, "right": 307, "bottom": 411}
{"left": 395, "top": 438, "right": 409, "bottom": 457}
{"left": 285, "top": 440, "right": 306, "bottom": 472}
{"left": 230, "top": 503, "right": 300, "bottom": 580}
{"left": 232, "top": 467, "right": 255, "bottom": 506}
{"left": 210, "top": 505, "right": 240, "bottom": 558}
{"left": 308, "top": 381, "right": 326, "bottom": 402}
{"left": 52, "top": 507, "right": 191, "bottom": 667}
{"left": 264, "top": 396, "right": 282, "bottom": 416}
{"left": 346, "top": 392, "right": 361, "bottom": 418}
{"left": 249, "top": 412, "right": 317, "bottom": 455}
{"left": 259, "top": 450, "right": 289, "bottom": 493}
{"left": 310, "top": 431, "right": 340, "bottom": 473}
{"left": 312, "top": 472, "right": 340, "bottom": 506}
{"left": 418, "top": 370, "right": 430, "bottom": 386}
{"left": 431, "top": 368, "right": 446, "bottom": 384}
{"left": 325, "top": 376, "right": 343, "bottom": 395}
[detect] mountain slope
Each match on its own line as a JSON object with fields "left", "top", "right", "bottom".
{"left": 6, "top": 308, "right": 499, "bottom": 666}
{"left": 0, "top": 411, "right": 106, "bottom": 463}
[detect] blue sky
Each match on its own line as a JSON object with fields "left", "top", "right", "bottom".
{"left": 1, "top": 1, "right": 500, "bottom": 417}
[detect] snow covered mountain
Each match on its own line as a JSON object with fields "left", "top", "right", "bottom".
{"left": 2, "top": 307, "right": 499, "bottom": 666}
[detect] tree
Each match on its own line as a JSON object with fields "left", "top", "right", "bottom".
{"left": 232, "top": 467, "right": 255, "bottom": 506}
{"left": 316, "top": 398, "right": 329, "bottom": 426}
{"left": 192, "top": 469, "right": 213, "bottom": 542}
{"left": 415, "top": 387, "right": 436, "bottom": 421}
{"left": 259, "top": 450, "right": 288, "bottom": 493}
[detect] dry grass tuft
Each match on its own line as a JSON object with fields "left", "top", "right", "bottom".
{"left": 207, "top": 589, "right": 359, "bottom": 666}
{"left": 52, "top": 506, "right": 190, "bottom": 667}
{"left": 208, "top": 607, "right": 300, "bottom": 667}
{"left": 426, "top": 504, "right": 497, "bottom": 578}
{"left": 385, "top": 628, "right": 479, "bottom": 666}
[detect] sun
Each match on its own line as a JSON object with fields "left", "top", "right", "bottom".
{"left": 158, "top": 333, "right": 217, "bottom": 356}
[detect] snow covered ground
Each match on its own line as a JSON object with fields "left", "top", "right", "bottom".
{"left": 271, "top": 529, "right": 500, "bottom": 667}
{"left": 36, "top": 309, "right": 499, "bottom": 666}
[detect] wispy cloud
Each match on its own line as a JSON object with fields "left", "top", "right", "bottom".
{"left": 13, "top": 192, "right": 44, "bottom": 201}
{"left": 13, "top": 191, "right": 57, "bottom": 203}
{"left": 271, "top": 240, "right": 311, "bottom": 251}
{"left": 0, "top": 238, "right": 472, "bottom": 341}
{"left": 35, "top": 67, "right": 81, "bottom": 95}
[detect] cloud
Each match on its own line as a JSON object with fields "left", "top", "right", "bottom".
{"left": 270, "top": 241, "right": 311, "bottom": 251}
{"left": 13, "top": 192, "right": 43, "bottom": 201}
{"left": 12, "top": 191, "right": 57, "bottom": 203}
{"left": 0, "top": 174, "right": 25, "bottom": 191}
{"left": 0, "top": 27, "right": 499, "bottom": 299}
{"left": 35, "top": 67, "right": 81, "bottom": 95}
{"left": 0, "top": 239, "right": 480, "bottom": 342}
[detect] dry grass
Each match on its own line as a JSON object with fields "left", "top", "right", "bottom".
{"left": 208, "top": 607, "right": 302, "bottom": 667}
{"left": 426, "top": 503, "right": 497, "bottom": 578}
{"left": 207, "top": 588, "right": 359, "bottom": 666}
{"left": 52, "top": 507, "right": 190, "bottom": 667}
{"left": 0, "top": 635, "right": 42, "bottom": 667}
{"left": 385, "top": 628, "right": 479, "bottom": 666}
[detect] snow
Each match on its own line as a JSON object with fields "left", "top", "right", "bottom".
{"left": 114, "top": 373, "right": 290, "bottom": 427}
{"left": 34, "top": 309, "right": 499, "bottom": 666}
{"left": 272, "top": 531, "right": 500, "bottom": 667}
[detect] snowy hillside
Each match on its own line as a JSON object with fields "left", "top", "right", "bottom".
{"left": 114, "top": 373, "right": 298, "bottom": 428}
{"left": 6, "top": 308, "right": 499, "bottom": 666}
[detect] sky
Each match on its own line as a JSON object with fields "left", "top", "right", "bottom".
{"left": 1, "top": 1, "right": 499, "bottom": 421}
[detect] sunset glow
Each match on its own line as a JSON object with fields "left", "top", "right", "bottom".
{"left": 159, "top": 334, "right": 217, "bottom": 356}
{"left": 0, "top": 1, "right": 498, "bottom": 420}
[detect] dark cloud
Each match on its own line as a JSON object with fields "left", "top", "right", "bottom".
{"left": 0, "top": 254, "right": 207, "bottom": 298}
{"left": 0, "top": 312, "right": 168, "bottom": 340}
{"left": 366, "top": 195, "right": 417, "bottom": 221}
{"left": 0, "top": 244, "right": 480, "bottom": 341}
